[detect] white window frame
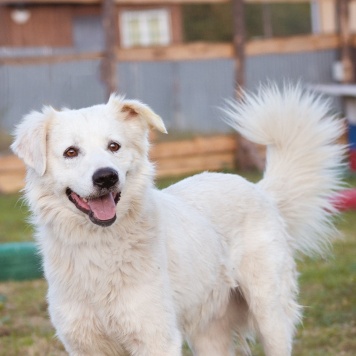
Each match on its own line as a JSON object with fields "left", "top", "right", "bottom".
{"left": 120, "top": 9, "right": 171, "bottom": 48}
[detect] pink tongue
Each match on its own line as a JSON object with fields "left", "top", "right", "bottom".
{"left": 87, "top": 193, "right": 116, "bottom": 221}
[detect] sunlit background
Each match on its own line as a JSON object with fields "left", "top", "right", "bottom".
{"left": 0, "top": 1, "right": 355, "bottom": 355}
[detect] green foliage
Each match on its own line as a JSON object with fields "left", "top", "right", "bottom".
{"left": 183, "top": 3, "right": 312, "bottom": 42}
{"left": 183, "top": 3, "right": 233, "bottom": 42}
{"left": 267, "top": 3, "right": 312, "bottom": 37}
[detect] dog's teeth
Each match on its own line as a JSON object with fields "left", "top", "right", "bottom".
{"left": 83, "top": 198, "right": 88, "bottom": 202}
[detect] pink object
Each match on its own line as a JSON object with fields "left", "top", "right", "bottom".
{"left": 332, "top": 189, "right": 356, "bottom": 211}
{"left": 350, "top": 150, "right": 356, "bottom": 171}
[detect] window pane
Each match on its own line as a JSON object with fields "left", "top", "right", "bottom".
{"left": 128, "top": 18, "right": 141, "bottom": 46}
{"left": 120, "top": 9, "right": 171, "bottom": 47}
{"left": 148, "top": 17, "right": 161, "bottom": 45}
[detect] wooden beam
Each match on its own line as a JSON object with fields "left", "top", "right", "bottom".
{"left": 262, "top": 3, "right": 273, "bottom": 38}
{"left": 246, "top": 33, "right": 343, "bottom": 55}
{"left": 0, "top": 52, "right": 102, "bottom": 65}
{"left": 232, "top": 0, "right": 246, "bottom": 90}
{"left": 118, "top": 34, "right": 350, "bottom": 61}
{"left": 232, "top": 0, "right": 264, "bottom": 172}
{"left": 0, "top": 0, "right": 229, "bottom": 4}
{"left": 155, "top": 152, "right": 235, "bottom": 177}
{"left": 0, "top": 0, "right": 330, "bottom": 4}
{"left": 0, "top": 135, "right": 237, "bottom": 192}
{"left": 318, "top": 0, "right": 337, "bottom": 33}
{"left": 245, "top": 0, "right": 331, "bottom": 2}
{"left": 0, "top": 34, "right": 353, "bottom": 66}
{"left": 339, "top": 0, "right": 355, "bottom": 83}
{"left": 150, "top": 134, "right": 237, "bottom": 159}
{"left": 117, "top": 42, "right": 234, "bottom": 61}
{"left": 101, "top": 0, "right": 118, "bottom": 97}
{"left": 116, "top": 0, "right": 229, "bottom": 3}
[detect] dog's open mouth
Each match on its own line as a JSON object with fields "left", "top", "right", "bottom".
{"left": 66, "top": 188, "right": 121, "bottom": 227}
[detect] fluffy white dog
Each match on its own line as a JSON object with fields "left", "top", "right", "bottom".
{"left": 12, "top": 85, "right": 344, "bottom": 356}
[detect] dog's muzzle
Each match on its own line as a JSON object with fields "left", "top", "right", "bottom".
{"left": 66, "top": 168, "right": 121, "bottom": 227}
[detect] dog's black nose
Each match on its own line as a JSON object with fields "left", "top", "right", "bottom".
{"left": 92, "top": 168, "right": 119, "bottom": 189}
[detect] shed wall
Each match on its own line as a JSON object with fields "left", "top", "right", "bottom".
{"left": 0, "top": 49, "right": 340, "bottom": 134}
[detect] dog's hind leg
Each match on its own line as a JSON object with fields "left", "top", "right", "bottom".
{"left": 188, "top": 313, "right": 236, "bottom": 355}
{"left": 188, "top": 293, "right": 251, "bottom": 356}
{"left": 237, "top": 244, "right": 301, "bottom": 356}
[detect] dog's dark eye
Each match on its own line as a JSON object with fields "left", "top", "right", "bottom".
{"left": 63, "top": 147, "right": 79, "bottom": 158}
{"left": 108, "top": 142, "right": 121, "bottom": 153}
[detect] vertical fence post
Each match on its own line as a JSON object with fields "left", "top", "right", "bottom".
{"left": 262, "top": 2, "right": 273, "bottom": 38}
{"left": 338, "top": 0, "right": 354, "bottom": 83}
{"left": 232, "top": 0, "right": 265, "bottom": 171}
{"left": 102, "top": 0, "right": 118, "bottom": 98}
{"left": 233, "top": 0, "right": 246, "bottom": 96}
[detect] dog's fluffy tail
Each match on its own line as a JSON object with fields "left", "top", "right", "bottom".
{"left": 224, "top": 84, "right": 346, "bottom": 257}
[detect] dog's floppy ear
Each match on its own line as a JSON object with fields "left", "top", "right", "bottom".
{"left": 11, "top": 107, "right": 55, "bottom": 176}
{"left": 109, "top": 95, "right": 167, "bottom": 134}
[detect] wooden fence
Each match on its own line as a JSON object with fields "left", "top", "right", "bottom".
{"left": 1, "top": 33, "right": 354, "bottom": 66}
{"left": 0, "top": 155, "right": 26, "bottom": 194}
{"left": 0, "top": 134, "right": 239, "bottom": 193}
{"left": 0, "top": 126, "right": 349, "bottom": 194}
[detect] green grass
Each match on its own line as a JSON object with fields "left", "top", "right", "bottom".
{"left": 0, "top": 280, "right": 66, "bottom": 356}
{"left": 0, "top": 194, "right": 33, "bottom": 243}
{"left": 292, "top": 210, "right": 356, "bottom": 356}
{"left": 0, "top": 171, "right": 355, "bottom": 355}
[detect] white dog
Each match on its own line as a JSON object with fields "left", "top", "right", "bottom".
{"left": 12, "top": 85, "right": 344, "bottom": 356}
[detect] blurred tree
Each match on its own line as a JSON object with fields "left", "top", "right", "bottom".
{"left": 183, "top": 3, "right": 233, "bottom": 42}
{"left": 183, "top": 2, "right": 312, "bottom": 42}
{"left": 270, "top": 3, "right": 311, "bottom": 36}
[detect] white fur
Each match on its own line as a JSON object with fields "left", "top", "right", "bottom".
{"left": 12, "top": 86, "right": 345, "bottom": 356}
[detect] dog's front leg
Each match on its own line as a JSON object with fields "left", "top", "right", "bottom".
{"left": 119, "top": 293, "right": 183, "bottom": 356}
{"left": 49, "top": 301, "right": 124, "bottom": 356}
{"left": 124, "top": 327, "right": 182, "bottom": 356}
{"left": 50, "top": 295, "right": 182, "bottom": 356}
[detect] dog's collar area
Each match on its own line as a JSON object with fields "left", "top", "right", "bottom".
{"left": 66, "top": 188, "right": 120, "bottom": 227}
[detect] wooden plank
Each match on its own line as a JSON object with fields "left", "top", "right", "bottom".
{"left": 102, "top": 0, "right": 118, "bottom": 97}
{"left": 170, "top": 4, "right": 183, "bottom": 44}
{"left": 0, "top": 0, "right": 229, "bottom": 4}
{"left": 246, "top": 0, "right": 323, "bottom": 2}
{"left": 0, "top": 135, "right": 237, "bottom": 192}
{"left": 0, "top": 0, "right": 330, "bottom": 4}
{"left": 339, "top": 0, "right": 355, "bottom": 83}
{"left": 0, "top": 172, "right": 25, "bottom": 194}
{"left": 118, "top": 34, "right": 349, "bottom": 61}
{"left": 0, "top": 34, "right": 352, "bottom": 65}
{"left": 0, "top": 7, "right": 11, "bottom": 46}
{"left": 117, "top": 0, "right": 229, "bottom": 3}
{"left": 0, "top": 155, "right": 26, "bottom": 193}
{"left": 0, "top": 155, "right": 25, "bottom": 172}
{"left": 155, "top": 152, "right": 236, "bottom": 177}
{"left": 0, "top": 52, "right": 103, "bottom": 65}
{"left": 0, "top": 6, "right": 73, "bottom": 47}
{"left": 150, "top": 135, "right": 237, "bottom": 159}
{"left": 117, "top": 42, "right": 234, "bottom": 61}
{"left": 232, "top": 0, "right": 246, "bottom": 91}
{"left": 0, "top": 129, "right": 347, "bottom": 191}
{"left": 319, "top": 0, "right": 336, "bottom": 33}
{"left": 246, "top": 34, "right": 342, "bottom": 55}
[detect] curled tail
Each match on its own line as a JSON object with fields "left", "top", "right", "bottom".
{"left": 224, "top": 84, "right": 346, "bottom": 256}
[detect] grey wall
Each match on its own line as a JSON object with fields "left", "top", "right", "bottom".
{"left": 0, "top": 49, "right": 339, "bottom": 135}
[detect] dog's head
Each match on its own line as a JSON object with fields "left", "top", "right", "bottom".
{"left": 11, "top": 96, "right": 166, "bottom": 227}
